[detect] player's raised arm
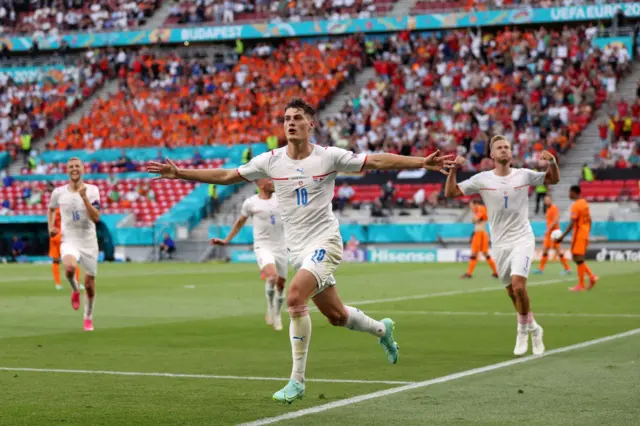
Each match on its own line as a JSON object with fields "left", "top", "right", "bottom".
{"left": 79, "top": 185, "right": 100, "bottom": 223}
{"left": 364, "top": 150, "right": 453, "bottom": 175}
{"left": 147, "top": 158, "right": 245, "bottom": 185}
{"left": 211, "top": 216, "right": 248, "bottom": 246}
{"left": 541, "top": 150, "right": 560, "bottom": 185}
{"left": 444, "top": 156, "right": 467, "bottom": 198}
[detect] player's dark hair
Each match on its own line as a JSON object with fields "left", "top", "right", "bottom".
{"left": 284, "top": 98, "right": 315, "bottom": 117}
{"left": 570, "top": 185, "right": 581, "bottom": 195}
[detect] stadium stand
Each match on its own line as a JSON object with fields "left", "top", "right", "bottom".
{"left": 0, "top": 0, "right": 162, "bottom": 35}
{"left": 319, "top": 26, "right": 624, "bottom": 173}
{"left": 165, "top": 0, "right": 396, "bottom": 26}
{"left": 47, "top": 38, "right": 363, "bottom": 151}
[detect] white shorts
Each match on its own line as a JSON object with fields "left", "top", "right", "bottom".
{"left": 255, "top": 247, "right": 288, "bottom": 279}
{"left": 290, "top": 235, "right": 343, "bottom": 297}
{"left": 61, "top": 242, "right": 98, "bottom": 277}
{"left": 493, "top": 243, "right": 534, "bottom": 287}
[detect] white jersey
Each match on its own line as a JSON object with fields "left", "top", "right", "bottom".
{"left": 237, "top": 145, "right": 366, "bottom": 256}
{"left": 49, "top": 183, "right": 100, "bottom": 249}
{"left": 240, "top": 194, "right": 286, "bottom": 253}
{"left": 458, "top": 168, "right": 545, "bottom": 248}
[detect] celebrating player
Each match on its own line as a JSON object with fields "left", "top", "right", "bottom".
{"left": 48, "top": 157, "right": 101, "bottom": 331}
{"left": 461, "top": 199, "right": 498, "bottom": 279}
{"left": 211, "top": 178, "right": 288, "bottom": 331}
{"left": 555, "top": 186, "right": 598, "bottom": 291}
{"left": 444, "top": 135, "right": 559, "bottom": 356}
{"left": 49, "top": 206, "right": 81, "bottom": 291}
{"left": 148, "top": 98, "right": 451, "bottom": 404}
{"left": 534, "top": 194, "right": 571, "bottom": 275}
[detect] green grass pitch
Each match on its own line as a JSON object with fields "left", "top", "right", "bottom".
{"left": 1, "top": 261, "right": 639, "bottom": 425}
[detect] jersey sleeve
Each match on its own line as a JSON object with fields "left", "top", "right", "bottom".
{"left": 570, "top": 201, "right": 580, "bottom": 221}
{"left": 237, "top": 152, "right": 270, "bottom": 181}
{"left": 457, "top": 174, "right": 481, "bottom": 195}
{"left": 48, "top": 188, "right": 60, "bottom": 209}
{"left": 240, "top": 198, "right": 252, "bottom": 218}
{"left": 525, "top": 169, "right": 547, "bottom": 186}
{"left": 88, "top": 185, "right": 101, "bottom": 210}
{"left": 476, "top": 206, "right": 488, "bottom": 221}
{"left": 327, "top": 147, "right": 367, "bottom": 173}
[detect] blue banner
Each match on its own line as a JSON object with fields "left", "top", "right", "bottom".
{"left": 592, "top": 36, "right": 634, "bottom": 59}
{"left": 368, "top": 248, "right": 437, "bottom": 263}
{"left": 1, "top": 3, "right": 638, "bottom": 52}
{"left": 0, "top": 65, "right": 66, "bottom": 83}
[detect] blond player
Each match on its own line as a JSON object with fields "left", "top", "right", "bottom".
{"left": 444, "top": 135, "right": 559, "bottom": 356}
{"left": 211, "top": 178, "right": 288, "bottom": 331}
{"left": 48, "top": 157, "right": 101, "bottom": 331}
{"left": 148, "top": 98, "right": 451, "bottom": 404}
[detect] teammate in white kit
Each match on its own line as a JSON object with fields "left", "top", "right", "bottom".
{"left": 47, "top": 157, "right": 101, "bottom": 332}
{"left": 211, "top": 178, "right": 288, "bottom": 331}
{"left": 148, "top": 99, "right": 451, "bottom": 403}
{"left": 444, "top": 135, "right": 559, "bottom": 356}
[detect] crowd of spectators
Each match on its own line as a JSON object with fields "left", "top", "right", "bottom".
{"left": 315, "top": 26, "right": 627, "bottom": 173}
{"left": 594, "top": 87, "right": 640, "bottom": 169}
{"left": 0, "top": 51, "right": 108, "bottom": 164}
{"left": 166, "top": 0, "right": 395, "bottom": 26}
{"left": 47, "top": 38, "right": 363, "bottom": 150}
{"left": 0, "top": 0, "right": 161, "bottom": 36}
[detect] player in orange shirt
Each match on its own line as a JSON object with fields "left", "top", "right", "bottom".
{"left": 534, "top": 195, "right": 571, "bottom": 275}
{"left": 556, "top": 186, "right": 598, "bottom": 291}
{"left": 49, "top": 208, "right": 80, "bottom": 291}
{"left": 461, "top": 200, "right": 498, "bottom": 279}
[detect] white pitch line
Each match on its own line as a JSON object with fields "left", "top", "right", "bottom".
{"left": 364, "top": 310, "right": 640, "bottom": 319}
{"left": 0, "top": 367, "right": 412, "bottom": 386}
{"left": 239, "top": 327, "right": 640, "bottom": 426}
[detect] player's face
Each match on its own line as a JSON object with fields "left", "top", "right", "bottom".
{"left": 283, "top": 108, "right": 314, "bottom": 145}
{"left": 569, "top": 190, "right": 578, "bottom": 200}
{"left": 490, "top": 139, "right": 512, "bottom": 165}
{"left": 257, "top": 178, "right": 275, "bottom": 194}
{"left": 67, "top": 160, "right": 83, "bottom": 182}
{"left": 544, "top": 195, "right": 552, "bottom": 206}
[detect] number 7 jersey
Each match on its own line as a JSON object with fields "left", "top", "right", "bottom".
{"left": 458, "top": 168, "right": 546, "bottom": 248}
{"left": 236, "top": 145, "right": 367, "bottom": 256}
{"left": 49, "top": 184, "right": 100, "bottom": 249}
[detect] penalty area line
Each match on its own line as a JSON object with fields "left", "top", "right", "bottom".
{"left": 0, "top": 367, "right": 413, "bottom": 386}
{"left": 238, "top": 327, "right": 640, "bottom": 426}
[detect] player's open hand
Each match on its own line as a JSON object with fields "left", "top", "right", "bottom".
{"left": 148, "top": 158, "right": 180, "bottom": 180}
{"left": 445, "top": 155, "right": 466, "bottom": 170}
{"left": 540, "top": 150, "right": 556, "bottom": 163}
{"left": 424, "top": 150, "right": 453, "bottom": 175}
{"left": 210, "top": 238, "right": 227, "bottom": 246}
{"left": 554, "top": 235, "right": 564, "bottom": 243}
{"left": 49, "top": 227, "right": 59, "bottom": 237}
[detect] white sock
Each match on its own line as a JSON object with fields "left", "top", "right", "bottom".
{"left": 265, "top": 280, "right": 275, "bottom": 312}
{"left": 289, "top": 307, "right": 311, "bottom": 383}
{"left": 84, "top": 295, "right": 95, "bottom": 319}
{"left": 276, "top": 287, "right": 285, "bottom": 314}
{"left": 66, "top": 273, "right": 79, "bottom": 292}
{"left": 344, "top": 306, "right": 386, "bottom": 337}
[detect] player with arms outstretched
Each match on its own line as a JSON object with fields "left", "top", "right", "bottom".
{"left": 555, "top": 186, "right": 598, "bottom": 291}
{"left": 49, "top": 207, "right": 81, "bottom": 291}
{"left": 48, "top": 157, "right": 101, "bottom": 331}
{"left": 148, "top": 98, "right": 451, "bottom": 404}
{"left": 445, "top": 135, "right": 559, "bottom": 356}
{"left": 461, "top": 199, "right": 498, "bottom": 279}
{"left": 534, "top": 194, "right": 571, "bottom": 275}
{"left": 211, "top": 178, "right": 288, "bottom": 331}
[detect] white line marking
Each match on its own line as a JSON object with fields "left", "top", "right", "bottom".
{"left": 344, "top": 277, "right": 570, "bottom": 307}
{"left": 0, "top": 368, "right": 412, "bottom": 386}
{"left": 364, "top": 310, "right": 640, "bottom": 319}
{"left": 239, "top": 327, "right": 640, "bottom": 426}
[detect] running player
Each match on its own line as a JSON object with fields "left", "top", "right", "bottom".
{"left": 534, "top": 194, "right": 571, "bottom": 275}
{"left": 555, "top": 186, "right": 598, "bottom": 291}
{"left": 211, "top": 178, "right": 287, "bottom": 331}
{"left": 49, "top": 207, "right": 81, "bottom": 291}
{"left": 444, "top": 135, "right": 559, "bottom": 356}
{"left": 148, "top": 98, "right": 451, "bottom": 403}
{"left": 48, "top": 157, "right": 101, "bottom": 331}
{"left": 461, "top": 199, "right": 498, "bottom": 279}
